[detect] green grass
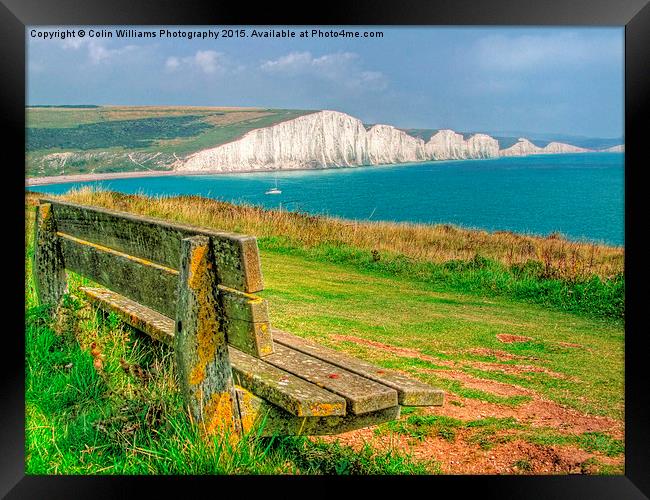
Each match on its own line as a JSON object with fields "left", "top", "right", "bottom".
{"left": 23, "top": 206, "right": 436, "bottom": 475}
{"left": 155, "top": 109, "right": 314, "bottom": 157}
{"left": 26, "top": 106, "right": 315, "bottom": 176}
{"left": 521, "top": 430, "right": 624, "bottom": 458}
{"left": 257, "top": 246, "right": 623, "bottom": 420}
{"left": 27, "top": 115, "right": 213, "bottom": 151}
{"left": 24, "top": 197, "right": 624, "bottom": 474}
{"left": 259, "top": 237, "right": 624, "bottom": 321}
{"left": 378, "top": 414, "right": 523, "bottom": 447}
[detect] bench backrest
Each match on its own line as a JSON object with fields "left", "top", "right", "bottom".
{"left": 35, "top": 198, "right": 274, "bottom": 358}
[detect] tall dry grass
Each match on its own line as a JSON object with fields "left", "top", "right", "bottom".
{"left": 27, "top": 188, "right": 623, "bottom": 281}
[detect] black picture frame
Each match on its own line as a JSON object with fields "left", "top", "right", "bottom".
{"left": 3, "top": 0, "right": 648, "bottom": 497}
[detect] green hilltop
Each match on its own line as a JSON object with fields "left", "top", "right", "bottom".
{"left": 26, "top": 105, "right": 316, "bottom": 177}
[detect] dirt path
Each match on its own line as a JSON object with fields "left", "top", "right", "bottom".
{"left": 320, "top": 334, "right": 624, "bottom": 474}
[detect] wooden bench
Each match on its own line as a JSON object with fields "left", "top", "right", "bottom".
{"left": 32, "top": 198, "right": 444, "bottom": 437}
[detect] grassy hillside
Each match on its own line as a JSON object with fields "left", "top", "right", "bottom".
{"left": 53, "top": 189, "right": 624, "bottom": 319}
{"left": 25, "top": 192, "right": 624, "bottom": 474}
{"left": 26, "top": 106, "right": 315, "bottom": 177}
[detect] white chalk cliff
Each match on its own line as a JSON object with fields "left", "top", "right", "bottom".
{"left": 424, "top": 130, "right": 499, "bottom": 160}
{"left": 498, "top": 138, "right": 590, "bottom": 157}
{"left": 603, "top": 144, "right": 624, "bottom": 152}
{"left": 540, "top": 142, "right": 590, "bottom": 154}
{"left": 499, "top": 138, "right": 544, "bottom": 157}
{"left": 176, "top": 110, "right": 600, "bottom": 172}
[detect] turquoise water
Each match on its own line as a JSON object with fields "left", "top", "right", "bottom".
{"left": 30, "top": 153, "right": 624, "bottom": 246}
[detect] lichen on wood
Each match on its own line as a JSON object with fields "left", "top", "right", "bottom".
{"left": 77, "top": 287, "right": 346, "bottom": 418}
{"left": 174, "top": 235, "right": 241, "bottom": 436}
{"left": 273, "top": 329, "right": 445, "bottom": 406}
{"left": 44, "top": 198, "right": 264, "bottom": 292}
{"left": 236, "top": 387, "right": 400, "bottom": 436}
{"left": 32, "top": 203, "right": 68, "bottom": 313}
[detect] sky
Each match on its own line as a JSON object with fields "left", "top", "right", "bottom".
{"left": 27, "top": 26, "right": 624, "bottom": 139}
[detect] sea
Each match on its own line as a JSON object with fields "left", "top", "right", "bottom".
{"left": 29, "top": 152, "right": 624, "bottom": 246}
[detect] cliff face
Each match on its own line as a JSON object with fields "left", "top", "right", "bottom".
{"left": 365, "top": 124, "right": 426, "bottom": 164}
{"left": 180, "top": 111, "right": 369, "bottom": 171}
{"left": 541, "top": 142, "right": 590, "bottom": 154}
{"left": 499, "top": 138, "right": 591, "bottom": 157}
{"left": 423, "top": 130, "right": 498, "bottom": 160}
{"left": 499, "top": 138, "right": 543, "bottom": 157}
{"left": 176, "top": 110, "right": 595, "bottom": 172}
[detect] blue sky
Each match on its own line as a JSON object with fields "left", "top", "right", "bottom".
{"left": 27, "top": 26, "right": 624, "bottom": 138}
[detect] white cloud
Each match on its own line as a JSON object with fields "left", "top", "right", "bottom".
{"left": 88, "top": 42, "right": 139, "bottom": 64}
{"left": 195, "top": 50, "right": 222, "bottom": 74}
{"left": 59, "top": 37, "right": 144, "bottom": 65}
{"left": 61, "top": 37, "right": 88, "bottom": 50}
{"left": 165, "top": 56, "right": 180, "bottom": 71}
{"left": 164, "top": 50, "right": 236, "bottom": 75}
{"left": 260, "top": 51, "right": 388, "bottom": 91}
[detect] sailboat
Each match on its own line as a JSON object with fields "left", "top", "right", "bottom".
{"left": 265, "top": 177, "right": 282, "bottom": 195}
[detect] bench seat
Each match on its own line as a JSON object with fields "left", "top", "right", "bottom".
{"left": 33, "top": 198, "right": 444, "bottom": 437}
{"left": 80, "top": 286, "right": 443, "bottom": 434}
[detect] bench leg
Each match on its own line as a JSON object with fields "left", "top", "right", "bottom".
{"left": 175, "top": 235, "right": 242, "bottom": 438}
{"left": 32, "top": 203, "right": 68, "bottom": 314}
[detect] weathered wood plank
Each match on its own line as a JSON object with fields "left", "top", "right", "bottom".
{"left": 81, "top": 287, "right": 176, "bottom": 345}
{"left": 262, "top": 344, "right": 398, "bottom": 415}
{"left": 219, "top": 286, "right": 274, "bottom": 357}
{"left": 32, "top": 203, "right": 68, "bottom": 311}
{"left": 80, "top": 287, "right": 344, "bottom": 417}
{"left": 273, "top": 329, "right": 445, "bottom": 406}
{"left": 59, "top": 232, "right": 179, "bottom": 318}
{"left": 62, "top": 232, "right": 273, "bottom": 356}
{"left": 236, "top": 388, "right": 400, "bottom": 436}
{"left": 229, "top": 348, "right": 346, "bottom": 417}
{"left": 174, "top": 235, "right": 241, "bottom": 436}
{"left": 223, "top": 316, "right": 274, "bottom": 358}
{"left": 43, "top": 198, "right": 263, "bottom": 293}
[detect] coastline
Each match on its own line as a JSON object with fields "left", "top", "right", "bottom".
{"left": 24, "top": 152, "right": 624, "bottom": 248}
{"left": 25, "top": 163, "right": 430, "bottom": 187}
{"left": 26, "top": 170, "right": 196, "bottom": 186}
{"left": 25, "top": 151, "right": 618, "bottom": 187}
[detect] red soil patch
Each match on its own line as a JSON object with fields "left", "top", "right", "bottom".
{"left": 317, "top": 425, "right": 622, "bottom": 475}
{"left": 556, "top": 342, "right": 584, "bottom": 349}
{"left": 419, "top": 372, "right": 621, "bottom": 437}
{"left": 468, "top": 361, "right": 569, "bottom": 379}
{"left": 467, "top": 348, "right": 533, "bottom": 361}
{"left": 324, "top": 334, "right": 622, "bottom": 474}
{"left": 332, "top": 336, "right": 564, "bottom": 379}
{"left": 330, "top": 334, "right": 456, "bottom": 367}
{"left": 429, "top": 393, "right": 622, "bottom": 438}
{"left": 496, "top": 334, "right": 533, "bottom": 343}
{"left": 427, "top": 369, "right": 534, "bottom": 397}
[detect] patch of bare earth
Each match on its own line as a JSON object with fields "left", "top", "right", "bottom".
{"left": 331, "top": 335, "right": 566, "bottom": 379}
{"left": 432, "top": 392, "right": 622, "bottom": 438}
{"left": 317, "top": 424, "right": 621, "bottom": 474}
{"left": 330, "top": 335, "right": 456, "bottom": 367}
{"left": 428, "top": 369, "right": 534, "bottom": 397}
{"left": 323, "top": 334, "right": 624, "bottom": 474}
{"left": 468, "top": 361, "right": 569, "bottom": 379}
{"left": 316, "top": 394, "right": 623, "bottom": 474}
{"left": 556, "top": 342, "right": 584, "bottom": 348}
{"left": 496, "top": 334, "right": 533, "bottom": 343}
{"left": 322, "top": 335, "right": 623, "bottom": 474}
{"left": 467, "top": 348, "right": 533, "bottom": 361}
{"left": 329, "top": 335, "right": 618, "bottom": 433}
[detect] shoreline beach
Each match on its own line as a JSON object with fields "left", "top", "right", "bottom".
{"left": 25, "top": 151, "right": 614, "bottom": 187}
